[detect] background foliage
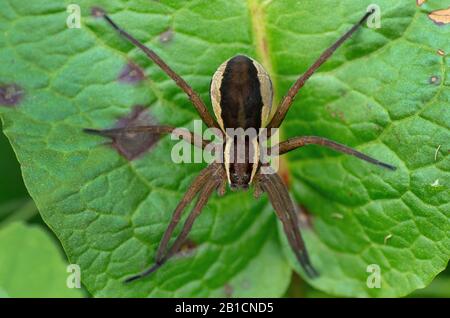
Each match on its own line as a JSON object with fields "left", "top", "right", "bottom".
{"left": 0, "top": 0, "right": 448, "bottom": 297}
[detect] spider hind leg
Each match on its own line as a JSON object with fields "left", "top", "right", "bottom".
{"left": 124, "top": 165, "right": 223, "bottom": 283}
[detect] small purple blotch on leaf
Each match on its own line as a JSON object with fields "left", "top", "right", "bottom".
{"left": 111, "top": 106, "right": 160, "bottom": 160}
{"left": 0, "top": 83, "right": 24, "bottom": 107}
{"left": 91, "top": 6, "right": 106, "bottom": 18}
{"left": 118, "top": 62, "right": 145, "bottom": 84}
{"left": 85, "top": 106, "right": 161, "bottom": 160}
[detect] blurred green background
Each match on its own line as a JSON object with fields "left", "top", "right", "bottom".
{"left": 0, "top": 127, "right": 447, "bottom": 297}
{"left": 0, "top": 125, "right": 86, "bottom": 297}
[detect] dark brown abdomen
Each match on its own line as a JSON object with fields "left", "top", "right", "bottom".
{"left": 219, "top": 55, "right": 263, "bottom": 129}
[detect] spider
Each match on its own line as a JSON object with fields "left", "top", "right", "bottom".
{"left": 85, "top": 8, "right": 395, "bottom": 283}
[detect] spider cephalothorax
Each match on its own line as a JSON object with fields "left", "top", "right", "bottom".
{"left": 85, "top": 8, "right": 395, "bottom": 282}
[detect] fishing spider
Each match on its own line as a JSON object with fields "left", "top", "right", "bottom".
{"left": 85, "top": 8, "right": 395, "bottom": 282}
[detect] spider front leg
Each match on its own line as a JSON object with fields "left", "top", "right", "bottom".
{"left": 274, "top": 136, "right": 396, "bottom": 170}
{"left": 125, "top": 164, "right": 225, "bottom": 283}
{"left": 267, "top": 9, "right": 375, "bottom": 130}
{"left": 84, "top": 125, "right": 209, "bottom": 149}
{"left": 93, "top": 8, "right": 219, "bottom": 130}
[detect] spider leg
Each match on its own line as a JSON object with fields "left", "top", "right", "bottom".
{"left": 274, "top": 136, "right": 396, "bottom": 170}
{"left": 95, "top": 10, "right": 219, "bottom": 130}
{"left": 124, "top": 166, "right": 222, "bottom": 283}
{"left": 158, "top": 178, "right": 220, "bottom": 260}
{"left": 84, "top": 125, "right": 209, "bottom": 149}
{"left": 267, "top": 10, "right": 375, "bottom": 130}
{"left": 155, "top": 164, "right": 216, "bottom": 261}
{"left": 258, "top": 172, "right": 319, "bottom": 278}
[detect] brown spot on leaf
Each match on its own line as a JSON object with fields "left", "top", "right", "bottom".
{"left": 118, "top": 62, "right": 145, "bottom": 84}
{"left": 110, "top": 106, "right": 160, "bottom": 160}
{"left": 429, "top": 75, "right": 441, "bottom": 85}
{"left": 337, "top": 111, "right": 346, "bottom": 123}
{"left": 176, "top": 239, "right": 198, "bottom": 256}
{"left": 416, "top": 0, "right": 427, "bottom": 6}
{"left": 224, "top": 284, "right": 233, "bottom": 298}
{"left": 159, "top": 28, "right": 174, "bottom": 44}
{"left": 241, "top": 279, "right": 251, "bottom": 289}
{"left": 91, "top": 6, "right": 106, "bottom": 18}
{"left": 325, "top": 105, "right": 346, "bottom": 123}
{"left": 437, "top": 49, "right": 445, "bottom": 56}
{"left": 0, "top": 83, "right": 24, "bottom": 106}
{"left": 428, "top": 7, "right": 450, "bottom": 25}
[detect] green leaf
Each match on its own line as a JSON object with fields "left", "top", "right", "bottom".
{"left": 0, "top": 0, "right": 448, "bottom": 298}
{"left": 0, "top": 222, "right": 84, "bottom": 297}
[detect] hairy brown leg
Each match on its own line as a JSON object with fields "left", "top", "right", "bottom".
{"left": 95, "top": 9, "right": 219, "bottom": 130}
{"left": 273, "top": 136, "right": 396, "bottom": 170}
{"left": 258, "top": 172, "right": 318, "bottom": 278}
{"left": 84, "top": 125, "right": 209, "bottom": 149}
{"left": 155, "top": 164, "right": 217, "bottom": 261}
{"left": 158, "top": 178, "right": 220, "bottom": 260}
{"left": 267, "top": 174, "right": 318, "bottom": 277}
{"left": 267, "top": 10, "right": 375, "bottom": 130}
{"left": 125, "top": 165, "right": 224, "bottom": 283}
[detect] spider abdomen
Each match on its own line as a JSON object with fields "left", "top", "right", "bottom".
{"left": 210, "top": 55, "right": 273, "bottom": 131}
